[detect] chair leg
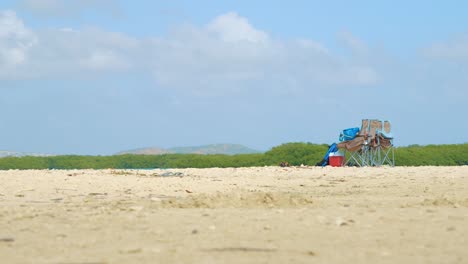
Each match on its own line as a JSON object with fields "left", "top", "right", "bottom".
{"left": 343, "top": 144, "right": 395, "bottom": 167}
{"left": 381, "top": 146, "right": 395, "bottom": 167}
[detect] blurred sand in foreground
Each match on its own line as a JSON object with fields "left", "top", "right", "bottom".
{"left": 0, "top": 166, "right": 467, "bottom": 263}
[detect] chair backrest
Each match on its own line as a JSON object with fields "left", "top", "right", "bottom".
{"left": 383, "top": 120, "right": 391, "bottom": 134}
{"left": 369, "top": 120, "right": 383, "bottom": 139}
{"left": 358, "top": 119, "right": 370, "bottom": 136}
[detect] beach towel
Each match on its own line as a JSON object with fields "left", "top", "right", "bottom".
{"left": 316, "top": 143, "right": 338, "bottom": 167}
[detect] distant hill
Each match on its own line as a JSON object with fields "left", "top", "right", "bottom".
{"left": 169, "top": 144, "right": 260, "bottom": 155}
{"left": 115, "top": 147, "right": 171, "bottom": 155}
{"left": 117, "top": 144, "right": 261, "bottom": 155}
{"left": 0, "top": 150, "right": 54, "bottom": 158}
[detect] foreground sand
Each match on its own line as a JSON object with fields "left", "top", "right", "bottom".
{"left": 0, "top": 166, "right": 467, "bottom": 264}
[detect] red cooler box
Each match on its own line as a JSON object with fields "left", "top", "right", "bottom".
{"left": 329, "top": 155, "right": 344, "bottom": 167}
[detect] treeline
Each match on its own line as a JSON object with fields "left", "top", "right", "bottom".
{"left": 0, "top": 143, "right": 466, "bottom": 170}
{"left": 396, "top": 144, "right": 468, "bottom": 166}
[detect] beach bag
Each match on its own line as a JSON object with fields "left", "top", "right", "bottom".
{"left": 339, "top": 127, "right": 360, "bottom": 142}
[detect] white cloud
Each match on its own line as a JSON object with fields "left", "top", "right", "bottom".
{"left": 0, "top": 10, "right": 37, "bottom": 78}
{"left": 419, "top": 34, "right": 468, "bottom": 103}
{"left": 0, "top": 22, "right": 138, "bottom": 78}
{"left": 19, "top": 0, "right": 120, "bottom": 17}
{"left": 423, "top": 34, "right": 468, "bottom": 61}
{"left": 20, "top": 0, "right": 64, "bottom": 15}
{"left": 0, "top": 10, "right": 380, "bottom": 92}
{"left": 337, "top": 31, "right": 369, "bottom": 55}
{"left": 295, "top": 39, "right": 329, "bottom": 54}
{"left": 79, "top": 50, "right": 130, "bottom": 70}
{"left": 148, "top": 13, "right": 379, "bottom": 94}
{"left": 206, "top": 12, "right": 269, "bottom": 43}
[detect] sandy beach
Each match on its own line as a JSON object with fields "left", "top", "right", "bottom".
{"left": 0, "top": 166, "right": 467, "bottom": 263}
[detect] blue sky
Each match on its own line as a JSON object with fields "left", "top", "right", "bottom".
{"left": 0, "top": 0, "right": 467, "bottom": 155}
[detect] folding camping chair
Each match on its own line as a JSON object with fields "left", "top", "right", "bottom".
{"left": 376, "top": 120, "right": 395, "bottom": 166}
{"left": 337, "top": 119, "right": 371, "bottom": 166}
{"left": 338, "top": 119, "right": 395, "bottom": 167}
